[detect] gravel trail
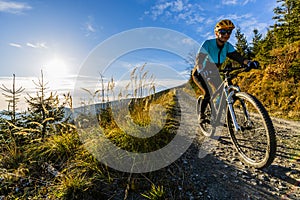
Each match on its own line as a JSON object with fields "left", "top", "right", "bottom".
{"left": 114, "top": 94, "right": 300, "bottom": 200}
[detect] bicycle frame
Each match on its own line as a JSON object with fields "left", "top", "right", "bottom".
{"left": 224, "top": 84, "right": 242, "bottom": 132}
{"left": 205, "top": 66, "right": 251, "bottom": 132}
{"left": 199, "top": 65, "right": 277, "bottom": 169}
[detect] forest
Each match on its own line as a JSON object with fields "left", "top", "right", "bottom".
{"left": 223, "top": 0, "right": 299, "bottom": 120}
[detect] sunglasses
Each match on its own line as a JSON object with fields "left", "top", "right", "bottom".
{"left": 219, "top": 29, "right": 232, "bottom": 35}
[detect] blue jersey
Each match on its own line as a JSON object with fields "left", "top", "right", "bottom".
{"left": 198, "top": 39, "right": 236, "bottom": 66}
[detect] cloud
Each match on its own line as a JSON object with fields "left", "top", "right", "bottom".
{"left": 181, "top": 38, "right": 194, "bottom": 46}
{"left": 9, "top": 42, "right": 48, "bottom": 49}
{"left": 0, "top": 0, "right": 31, "bottom": 14}
{"left": 195, "top": 11, "right": 269, "bottom": 43}
{"left": 26, "top": 42, "right": 48, "bottom": 49}
{"left": 0, "top": 76, "right": 75, "bottom": 111}
{"left": 217, "top": 13, "right": 252, "bottom": 22}
{"left": 83, "top": 16, "right": 101, "bottom": 37}
{"left": 145, "top": 0, "right": 205, "bottom": 25}
{"left": 9, "top": 42, "right": 22, "bottom": 48}
{"left": 86, "top": 22, "right": 95, "bottom": 33}
{"left": 222, "top": 0, "right": 237, "bottom": 5}
{"left": 242, "top": 0, "right": 256, "bottom": 6}
{"left": 236, "top": 17, "right": 269, "bottom": 40}
{"left": 215, "top": 13, "right": 269, "bottom": 42}
{"left": 222, "top": 0, "right": 256, "bottom": 6}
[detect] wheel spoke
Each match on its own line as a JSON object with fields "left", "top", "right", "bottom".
{"left": 227, "top": 92, "right": 276, "bottom": 168}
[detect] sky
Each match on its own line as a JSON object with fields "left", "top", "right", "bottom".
{"left": 0, "top": 0, "right": 277, "bottom": 110}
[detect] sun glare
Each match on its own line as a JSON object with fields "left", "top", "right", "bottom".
{"left": 43, "top": 57, "right": 69, "bottom": 79}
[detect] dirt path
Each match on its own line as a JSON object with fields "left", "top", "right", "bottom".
{"left": 172, "top": 93, "right": 300, "bottom": 199}
{"left": 172, "top": 116, "right": 300, "bottom": 200}
{"left": 120, "top": 117, "right": 297, "bottom": 200}
{"left": 111, "top": 94, "right": 300, "bottom": 200}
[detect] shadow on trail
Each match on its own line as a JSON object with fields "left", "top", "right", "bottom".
{"left": 115, "top": 140, "right": 293, "bottom": 200}
{"left": 262, "top": 128, "right": 300, "bottom": 190}
{"left": 77, "top": 128, "right": 300, "bottom": 200}
{"left": 167, "top": 141, "right": 281, "bottom": 200}
{"left": 265, "top": 165, "right": 300, "bottom": 186}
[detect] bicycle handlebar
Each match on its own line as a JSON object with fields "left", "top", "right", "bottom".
{"left": 221, "top": 61, "right": 260, "bottom": 74}
{"left": 220, "top": 65, "right": 246, "bottom": 73}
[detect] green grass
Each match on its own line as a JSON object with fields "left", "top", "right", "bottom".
{"left": 0, "top": 89, "right": 182, "bottom": 199}
{"left": 141, "top": 184, "right": 165, "bottom": 200}
{"left": 108, "top": 92, "right": 179, "bottom": 152}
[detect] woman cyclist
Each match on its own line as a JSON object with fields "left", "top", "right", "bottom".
{"left": 192, "top": 19, "right": 259, "bottom": 120}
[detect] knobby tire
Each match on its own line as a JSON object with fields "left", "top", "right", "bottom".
{"left": 227, "top": 92, "right": 276, "bottom": 169}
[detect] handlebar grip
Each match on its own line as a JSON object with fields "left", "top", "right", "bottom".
{"left": 247, "top": 61, "right": 260, "bottom": 69}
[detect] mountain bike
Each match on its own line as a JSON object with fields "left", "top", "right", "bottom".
{"left": 196, "top": 64, "right": 276, "bottom": 169}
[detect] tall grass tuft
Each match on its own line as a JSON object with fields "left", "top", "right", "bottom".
{"left": 141, "top": 184, "right": 165, "bottom": 200}
{"left": 52, "top": 173, "right": 93, "bottom": 199}
{"left": 27, "top": 131, "right": 81, "bottom": 165}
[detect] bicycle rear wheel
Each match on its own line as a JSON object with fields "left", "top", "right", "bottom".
{"left": 227, "top": 92, "right": 276, "bottom": 168}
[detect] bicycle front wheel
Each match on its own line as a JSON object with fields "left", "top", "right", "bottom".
{"left": 227, "top": 92, "right": 276, "bottom": 169}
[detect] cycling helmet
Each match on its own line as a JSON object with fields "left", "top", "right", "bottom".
{"left": 215, "top": 19, "right": 235, "bottom": 32}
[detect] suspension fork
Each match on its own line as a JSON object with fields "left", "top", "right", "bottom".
{"left": 225, "top": 85, "right": 242, "bottom": 132}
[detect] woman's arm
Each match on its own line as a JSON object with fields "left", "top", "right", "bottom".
{"left": 195, "top": 52, "right": 207, "bottom": 70}
{"left": 227, "top": 51, "right": 249, "bottom": 65}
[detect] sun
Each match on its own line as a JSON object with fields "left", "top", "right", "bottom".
{"left": 40, "top": 56, "right": 75, "bottom": 92}
{"left": 42, "top": 57, "right": 69, "bottom": 79}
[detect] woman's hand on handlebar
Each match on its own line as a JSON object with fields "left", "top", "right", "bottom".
{"left": 245, "top": 61, "right": 260, "bottom": 72}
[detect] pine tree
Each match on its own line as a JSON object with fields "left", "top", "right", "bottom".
{"left": 272, "top": 0, "right": 300, "bottom": 45}
{"left": 0, "top": 74, "right": 25, "bottom": 124}
{"left": 254, "top": 30, "right": 276, "bottom": 68}
{"left": 250, "top": 29, "right": 263, "bottom": 58}
{"left": 24, "top": 70, "right": 65, "bottom": 138}
{"left": 268, "top": 0, "right": 300, "bottom": 79}
{"left": 234, "top": 27, "right": 250, "bottom": 58}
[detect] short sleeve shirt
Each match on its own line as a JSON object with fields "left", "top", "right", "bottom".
{"left": 198, "top": 39, "right": 236, "bottom": 65}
